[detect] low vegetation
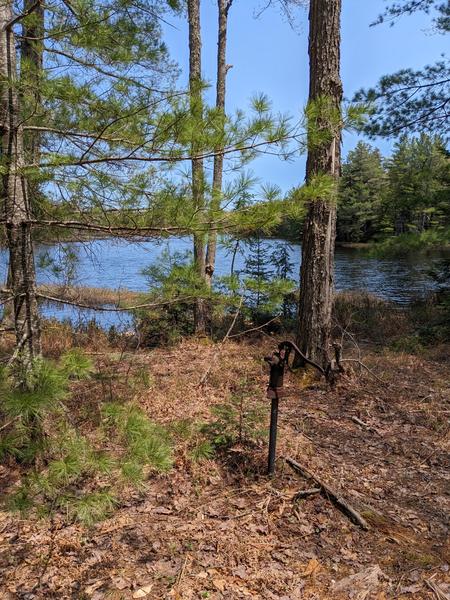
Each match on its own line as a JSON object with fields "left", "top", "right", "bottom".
{"left": 0, "top": 289, "right": 448, "bottom": 597}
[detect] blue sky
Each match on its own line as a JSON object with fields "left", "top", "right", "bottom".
{"left": 163, "top": 0, "right": 447, "bottom": 192}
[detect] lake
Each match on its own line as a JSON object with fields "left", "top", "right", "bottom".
{"left": 0, "top": 237, "right": 446, "bottom": 328}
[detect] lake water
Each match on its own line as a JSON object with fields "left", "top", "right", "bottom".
{"left": 0, "top": 237, "right": 445, "bottom": 329}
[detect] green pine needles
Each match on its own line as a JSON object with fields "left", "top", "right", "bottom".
{"left": 1, "top": 351, "right": 173, "bottom": 526}
{"left": 201, "top": 379, "right": 266, "bottom": 449}
{"left": 101, "top": 402, "right": 173, "bottom": 483}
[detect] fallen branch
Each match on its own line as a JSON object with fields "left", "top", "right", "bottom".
{"left": 351, "top": 415, "right": 381, "bottom": 436}
{"left": 285, "top": 456, "right": 369, "bottom": 530}
{"left": 425, "top": 578, "right": 450, "bottom": 600}
{"left": 37, "top": 292, "right": 199, "bottom": 312}
{"left": 340, "top": 358, "right": 388, "bottom": 386}
{"left": 198, "top": 297, "right": 243, "bottom": 386}
{"left": 293, "top": 487, "right": 321, "bottom": 500}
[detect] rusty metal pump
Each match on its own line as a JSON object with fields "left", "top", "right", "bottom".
{"left": 264, "top": 341, "right": 324, "bottom": 475}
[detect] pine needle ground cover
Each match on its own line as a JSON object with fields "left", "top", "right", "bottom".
{"left": 0, "top": 325, "right": 449, "bottom": 599}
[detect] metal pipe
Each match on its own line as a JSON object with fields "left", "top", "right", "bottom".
{"left": 268, "top": 394, "right": 279, "bottom": 475}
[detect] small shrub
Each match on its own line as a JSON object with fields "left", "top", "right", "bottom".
{"left": 135, "top": 303, "right": 194, "bottom": 347}
{"left": 60, "top": 348, "right": 94, "bottom": 378}
{"left": 391, "top": 334, "right": 424, "bottom": 354}
{"left": 201, "top": 380, "right": 266, "bottom": 449}
{"left": 6, "top": 423, "right": 117, "bottom": 524}
{"left": 1, "top": 351, "right": 172, "bottom": 526}
{"left": 69, "top": 491, "right": 117, "bottom": 527}
{"left": 102, "top": 402, "right": 173, "bottom": 482}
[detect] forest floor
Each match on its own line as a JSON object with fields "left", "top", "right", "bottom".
{"left": 0, "top": 332, "right": 449, "bottom": 599}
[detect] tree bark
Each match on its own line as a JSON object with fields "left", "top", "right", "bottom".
{"left": 187, "top": 0, "right": 207, "bottom": 334}
{"left": 1, "top": 0, "right": 44, "bottom": 329}
{"left": 21, "top": 0, "right": 44, "bottom": 173}
{"left": 205, "top": 0, "right": 232, "bottom": 288}
{"left": 296, "top": 0, "right": 342, "bottom": 371}
{"left": 1, "top": 0, "right": 41, "bottom": 383}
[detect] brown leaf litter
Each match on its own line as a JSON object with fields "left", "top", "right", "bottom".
{"left": 0, "top": 337, "right": 449, "bottom": 599}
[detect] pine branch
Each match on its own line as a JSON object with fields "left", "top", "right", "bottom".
{"left": 4, "top": 0, "right": 41, "bottom": 29}
{"left": 27, "top": 132, "right": 302, "bottom": 170}
{"left": 45, "top": 47, "right": 173, "bottom": 93}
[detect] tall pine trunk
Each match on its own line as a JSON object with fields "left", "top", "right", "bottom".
{"left": 205, "top": 0, "right": 232, "bottom": 288}
{"left": 2, "top": 0, "right": 44, "bottom": 328}
{"left": 1, "top": 0, "right": 41, "bottom": 383}
{"left": 187, "top": 0, "right": 207, "bottom": 334}
{"left": 296, "top": 0, "right": 342, "bottom": 370}
{"left": 21, "top": 0, "right": 44, "bottom": 176}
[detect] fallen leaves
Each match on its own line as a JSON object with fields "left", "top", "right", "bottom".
{"left": 332, "top": 565, "right": 388, "bottom": 599}
{"left": 133, "top": 583, "right": 153, "bottom": 598}
{"left": 1, "top": 338, "right": 449, "bottom": 599}
{"left": 212, "top": 578, "right": 227, "bottom": 592}
{"left": 301, "top": 558, "right": 321, "bottom": 577}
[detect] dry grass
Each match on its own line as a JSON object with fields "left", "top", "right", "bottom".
{"left": 333, "top": 290, "right": 411, "bottom": 344}
{"left": 38, "top": 284, "right": 144, "bottom": 308}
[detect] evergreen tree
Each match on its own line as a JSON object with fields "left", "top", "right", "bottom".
{"left": 385, "top": 134, "right": 449, "bottom": 234}
{"left": 355, "top": 0, "right": 449, "bottom": 136}
{"left": 337, "top": 142, "right": 387, "bottom": 242}
{"left": 187, "top": 0, "right": 208, "bottom": 333}
{"left": 1, "top": 0, "right": 182, "bottom": 382}
{"left": 271, "top": 243, "right": 294, "bottom": 280}
{"left": 242, "top": 236, "right": 275, "bottom": 310}
{"left": 296, "top": 0, "right": 343, "bottom": 371}
{"left": 270, "top": 243, "right": 295, "bottom": 317}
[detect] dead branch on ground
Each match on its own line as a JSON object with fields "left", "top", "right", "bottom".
{"left": 285, "top": 456, "right": 369, "bottom": 530}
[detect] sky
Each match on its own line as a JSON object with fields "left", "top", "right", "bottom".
{"left": 162, "top": 0, "right": 447, "bottom": 193}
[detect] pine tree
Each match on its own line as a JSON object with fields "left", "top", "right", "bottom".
{"left": 296, "top": 0, "right": 343, "bottom": 371}
{"left": 242, "top": 236, "right": 275, "bottom": 310}
{"left": 270, "top": 243, "right": 295, "bottom": 317}
{"left": 1, "top": 0, "right": 182, "bottom": 380}
{"left": 1, "top": 0, "right": 301, "bottom": 372}
{"left": 187, "top": 0, "right": 208, "bottom": 334}
{"left": 355, "top": 0, "right": 449, "bottom": 136}
{"left": 205, "top": 0, "right": 234, "bottom": 289}
{"left": 385, "top": 134, "right": 449, "bottom": 234}
{"left": 337, "top": 142, "right": 387, "bottom": 242}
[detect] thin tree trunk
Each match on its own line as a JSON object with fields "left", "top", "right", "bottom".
{"left": 21, "top": 0, "right": 44, "bottom": 177}
{"left": 205, "top": 0, "right": 233, "bottom": 288}
{"left": 2, "top": 263, "right": 13, "bottom": 327}
{"left": 2, "top": 0, "right": 44, "bottom": 329}
{"left": 187, "top": 0, "right": 207, "bottom": 334}
{"left": 296, "top": 0, "right": 342, "bottom": 370}
{"left": 1, "top": 0, "right": 41, "bottom": 383}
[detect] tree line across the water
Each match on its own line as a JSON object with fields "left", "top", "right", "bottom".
{"left": 276, "top": 134, "right": 450, "bottom": 250}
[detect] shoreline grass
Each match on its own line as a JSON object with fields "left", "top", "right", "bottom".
{"left": 37, "top": 284, "right": 145, "bottom": 309}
